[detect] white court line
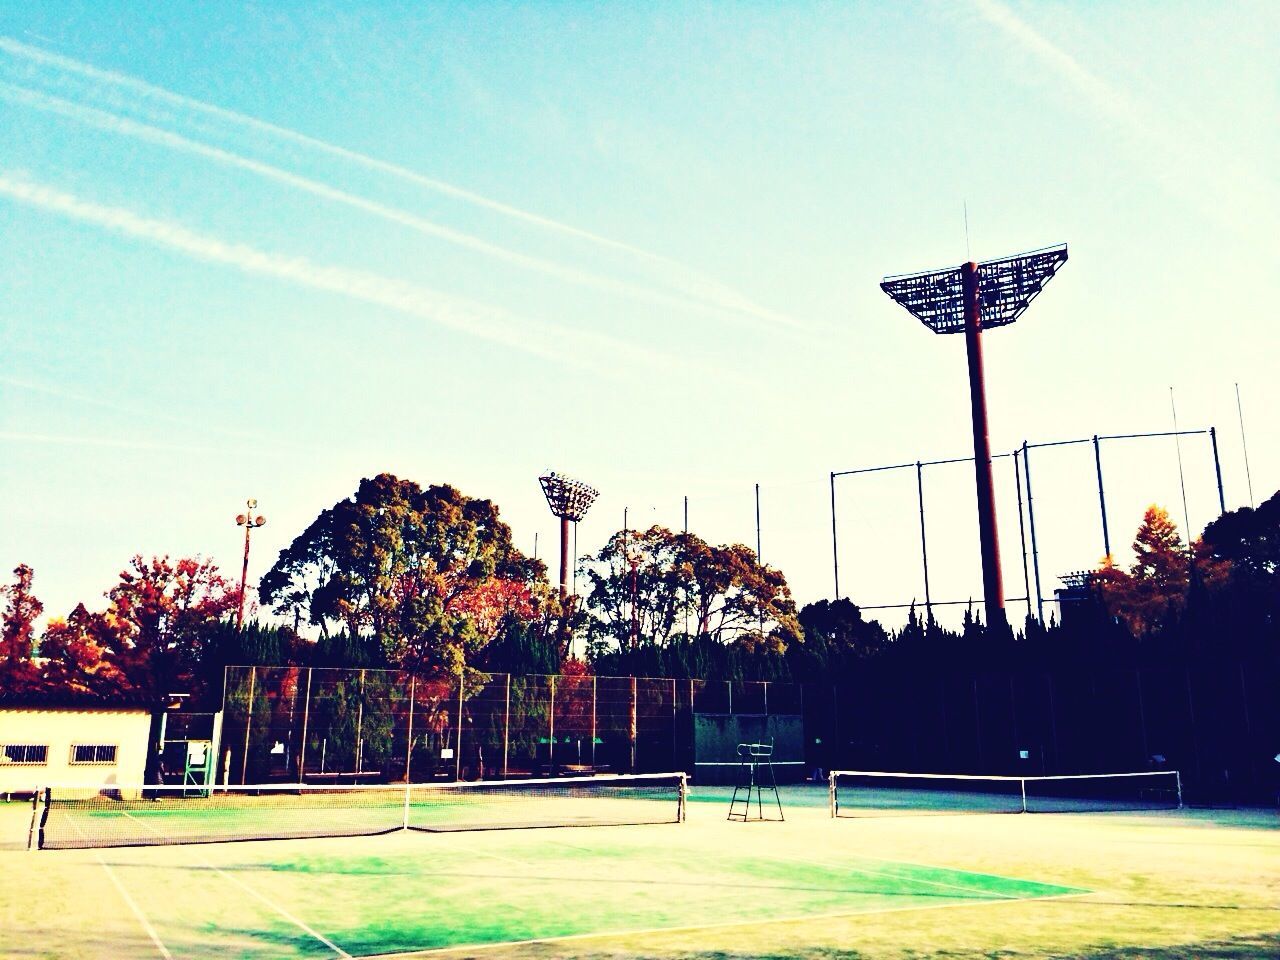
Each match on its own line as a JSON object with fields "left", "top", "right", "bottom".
{"left": 118, "top": 808, "right": 351, "bottom": 958}
{"left": 95, "top": 855, "right": 175, "bottom": 959}
{"left": 362, "top": 889, "right": 1092, "bottom": 959}
{"left": 59, "top": 805, "right": 173, "bottom": 959}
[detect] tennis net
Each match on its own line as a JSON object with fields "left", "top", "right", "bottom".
{"left": 829, "top": 770, "right": 1181, "bottom": 817}
{"left": 33, "top": 772, "right": 687, "bottom": 849}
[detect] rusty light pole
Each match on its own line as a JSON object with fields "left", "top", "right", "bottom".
{"left": 880, "top": 244, "right": 1068, "bottom": 628}
{"left": 235, "top": 498, "right": 266, "bottom": 629}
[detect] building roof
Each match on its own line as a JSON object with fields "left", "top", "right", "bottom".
{"left": 0, "top": 689, "right": 153, "bottom": 711}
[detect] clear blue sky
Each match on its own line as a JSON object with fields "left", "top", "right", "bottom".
{"left": 2, "top": 1, "right": 1277, "bottom": 630}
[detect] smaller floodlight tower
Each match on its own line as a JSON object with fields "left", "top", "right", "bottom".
{"left": 880, "top": 244, "right": 1068, "bottom": 628}
{"left": 234, "top": 498, "right": 267, "bottom": 629}
{"left": 538, "top": 472, "right": 599, "bottom": 606}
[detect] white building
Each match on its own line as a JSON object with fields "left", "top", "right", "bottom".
{"left": 0, "top": 694, "right": 152, "bottom": 795}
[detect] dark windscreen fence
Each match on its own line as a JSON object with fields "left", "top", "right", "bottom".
{"left": 34, "top": 774, "right": 687, "bottom": 850}
{"left": 830, "top": 770, "right": 1183, "bottom": 817}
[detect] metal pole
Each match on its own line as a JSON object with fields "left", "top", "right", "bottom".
{"left": 404, "top": 673, "right": 417, "bottom": 782}
{"left": 558, "top": 516, "right": 570, "bottom": 602}
{"left": 916, "top": 461, "right": 932, "bottom": 619}
{"left": 1209, "top": 426, "right": 1225, "bottom": 515}
{"left": 1013, "top": 451, "right": 1032, "bottom": 622}
{"left": 1236, "top": 383, "right": 1256, "bottom": 508}
{"left": 590, "top": 676, "right": 597, "bottom": 769}
{"left": 237, "top": 522, "right": 252, "bottom": 630}
{"left": 298, "top": 667, "right": 312, "bottom": 784}
{"left": 239, "top": 667, "right": 255, "bottom": 784}
{"left": 1022, "top": 442, "right": 1044, "bottom": 621}
{"left": 755, "top": 483, "right": 764, "bottom": 638}
{"left": 630, "top": 676, "right": 637, "bottom": 773}
{"left": 684, "top": 495, "right": 690, "bottom": 638}
{"left": 962, "top": 261, "right": 1006, "bottom": 629}
{"left": 355, "top": 669, "right": 365, "bottom": 777}
{"left": 829, "top": 472, "right": 840, "bottom": 600}
{"left": 455, "top": 672, "right": 465, "bottom": 781}
{"left": 503, "top": 673, "right": 510, "bottom": 779}
{"left": 548, "top": 675, "right": 556, "bottom": 773}
{"left": 1094, "top": 435, "right": 1111, "bottom": 558}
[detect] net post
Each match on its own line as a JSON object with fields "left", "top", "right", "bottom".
{"left": 26, "top": 790, "right": 39, "bottom": 851}
{"left": 401, "top": 783, "right": 411, "bottom": 831}
{"left": 1020, "top": 777, "right": 1028, "bottom": 813}
{"left": 1176, "top": 770, "right": 1183, "bottom": 809}
{"left": 828, "top": 771, "right": 836, "bottom": 817}
{"left": 678, "top": 773, "right": 688, "bottom": 823}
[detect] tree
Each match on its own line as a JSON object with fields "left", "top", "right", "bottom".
{"left": 37, "top": 604, "right": 130, "bottom": 694}
{"left": 260, "top": 473, "right": 548, "bottom": 678}
{"left": 1096, "top": 506, "right": 1194, "bottom": 636}
{"left": 0, "top": 564, "right": 42, "bottom": 692}
{"left": 103, "top": 555, "right": 239, "bottom": 701}
{"left": 581, "top": 526, "right": 801, "bottom": 654}
{"left": 790, "top": 598, "right": 889, "bottom": 681}
{"left": 1200, "top": 489, "right": 1280, "bottom": 580}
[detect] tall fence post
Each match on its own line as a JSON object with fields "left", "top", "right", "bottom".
{"left": 240, "top": 666, "right": 256, "bottom": 785}
{"left": 630, "top": 676, "right": 638, "bottom": 773}
{"left": 455, "top": 671, "right": 465, "bottom": 782}
{"left": 1022, "top": 442, "right": 1045, "bottom": 621}
{"left": 503, "top": 673, "right": 511, "bottom": 780}
{"left": 916, "top": 461, "right": 932, "bottom": 618}
{"left": 1013, "top": 451, "right": 1033, "bottom": 621}
{"left": 548, "top": 674, "right": 556, "bottom": 772}
{"left": 1093, "top": 435, "right": 1111, "bottom": 558}
{"left": 298, "top": 667, "right": 312, "bottom": 784}
{"left": 830, "top": 472, "right": 840, "bottom": 599}
{"left": 1209, "top": 426, "right": 1226, "bottom": 514}
{"left": 405, "top": 673, "right": 416, "bottom": 783}
{"left": 590, "top": 675, "right": 597, "bottom": 769}
{"left": 355, "top": 669, "right": 366, "bottom": 776}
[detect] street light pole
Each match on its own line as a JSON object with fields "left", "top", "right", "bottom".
{"left": 235, "top": 499, "right": 266, "bottom": 629}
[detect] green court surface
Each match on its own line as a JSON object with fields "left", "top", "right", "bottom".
{"left": 3, "top": 787, "right": 1277, "bottom": 959}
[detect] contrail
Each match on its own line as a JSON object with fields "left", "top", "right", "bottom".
{"left": 0, "top": 431, "right": 214, "bottom": 455}
{"left": 0, "top": 36, "right": 800, "bottom": 330}
{"left": 969, "top": 0, "right": 1279, "bottom": 234}
{"left": 0, "top": 81, "right": 781, "bottom": 328}
{"left": 0, "top": 172, "right": 675, "bottom": 373}
{"left": 0, "top": 374, "right": 264, "bottom": 442}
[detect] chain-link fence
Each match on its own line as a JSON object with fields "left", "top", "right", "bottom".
{"left": 220, "top": 667, "right": 806, "bottom": 786}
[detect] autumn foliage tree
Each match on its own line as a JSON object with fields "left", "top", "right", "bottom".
{"left": 1094, "top": 505, "right": 1230, "bottom": 636}
{"left": 260, "top": 473, "right": 550, "bottom": 678}
{"left": 0, "top": 564, "right": 43, "bottom": 692}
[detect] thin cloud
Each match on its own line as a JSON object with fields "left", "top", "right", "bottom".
{"left": 0, "top": 430, "right": 214, "bottom": 454}
{"left": 0, "top": 374, "right": 263, "bottom": 442}
{"left": 970, "top": 0, "right": 1279, "bottom": 235}
{"left": 0, "top": 36, "right": 801, "bottom": 331}
{"left": 0, "top": 81, "right": 785, "bottom": 329}
{"left": 0, "top": 172, "right": 676, "bottom": 373}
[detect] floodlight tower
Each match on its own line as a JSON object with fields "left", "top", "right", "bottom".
{"left": 538, "top": 472, "right": 599, "bottom": 606}
{"left": 880, "top": 244, "right": 1068, "bottom": 628}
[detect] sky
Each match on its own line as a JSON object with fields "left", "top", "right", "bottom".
{"left": 2, "top": 1, "right": 1277, "bottom": 632}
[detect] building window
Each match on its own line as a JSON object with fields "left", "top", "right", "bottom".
{"left": 0, "top": 744, "right": 49, "bottom": 765}
{"left": 70, "top": 744, "right": 118, "bottom": 765}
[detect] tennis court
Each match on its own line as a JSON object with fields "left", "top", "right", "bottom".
{"left": 4, "top": 782, "right": 1277, "bottom": 959}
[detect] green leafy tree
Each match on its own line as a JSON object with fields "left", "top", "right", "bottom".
{"left": 581, "top": 526, "right": 800, "bottom": 654}
{"left": 1200, "top": 489, "right": 1280, "bottom": 580}
{"left": 260, "top": 473, "right": 549, "bottom": 678}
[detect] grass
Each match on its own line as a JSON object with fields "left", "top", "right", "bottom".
{"left": 2, "top": 786, "right": 1276, "bottom": 959}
